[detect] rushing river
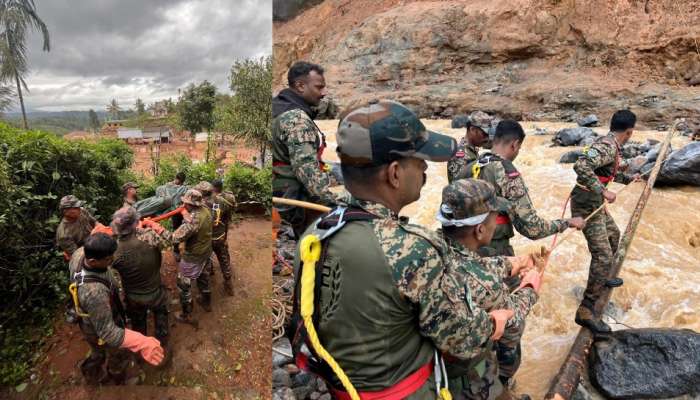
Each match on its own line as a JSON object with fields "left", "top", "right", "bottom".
{"left": 316, "top": 119, "right": 700, "bottom": 398}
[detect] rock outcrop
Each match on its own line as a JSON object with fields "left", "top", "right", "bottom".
{"left": 274, "top": 0, "right": 700, "bottom": 126}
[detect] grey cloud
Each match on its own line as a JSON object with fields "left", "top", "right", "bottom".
{"left": 15, "top": 0, "right": 271, "bottom": 111}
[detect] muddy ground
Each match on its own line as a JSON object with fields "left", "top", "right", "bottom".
{"left": 6, "top": 217, "right": 272, "bottom": 400}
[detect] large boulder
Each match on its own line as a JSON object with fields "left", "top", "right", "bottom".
{"left": 451, "top": 114, "right": 470, "bottom": 129}
{"left": 657, "top": 142, "right": 700, "bottom": 186}
{"left": 577, "top": 114, "right": 599, "bottom": 127}
{"left": 553, "top": 127, "right": 597, "bottom": 146}
{"left": 559, "top": 150, "right": 583, "bottom": 164}
{"left": 589, "top": 328, "right": 700, "bottom": 399}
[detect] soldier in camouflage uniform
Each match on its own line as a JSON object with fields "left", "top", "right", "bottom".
{"left": 447, "top": 111, "right": 498, "bottom": 183}
{"left": 272, "top": 61, "right": 339, "bottom": 237}
{"left": 195, "top": 181, "right": 235, "bottom": 296}
{"left": 172, "top": 189, "right": 213, "bottom": 324}
{"left": 56, "top": 195, "right": 97, "bottom": 258}
{"left": 464, "top": 120, "right": 585, "bottom": 256}
{"left": 167, "top": 172, "right": 187, "bottom": 262}
{"left": 70, "top": 233, "right": 163, "bottom": 384}
{"left": 110, "top": 207, "right": 172, "bottom": 357}
{"left": 291, "top": 100, "right": 510, "bottom": 399}
{"left": 438, "top": 179, "right": 546, "bottom": 400}
{"left": 121, "top": 182, "right": 139, "bottom": 209}
{"left": 211, "top": 178, "right": 237, "bottom": 207}
{"left": 571, "top": 110, "right": 639, "bottom": 334}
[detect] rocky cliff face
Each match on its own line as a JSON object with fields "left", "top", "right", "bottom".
{"left": 273, "top": 0, "right": 700, "bottom": 126}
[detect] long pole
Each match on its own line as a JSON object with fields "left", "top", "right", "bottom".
{"left": 545, "top": 126, "right": 676, "bottom": 400}
{"left": 272, "top": 196, "right": 332, "bottom": 213}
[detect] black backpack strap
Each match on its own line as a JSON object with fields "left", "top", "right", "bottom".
{"left": 81, "top": 275, "right": 127, "bottom": 326}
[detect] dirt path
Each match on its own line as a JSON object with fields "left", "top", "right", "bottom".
{"left": 8, "top": 217, "right": 272, "bottom": 400}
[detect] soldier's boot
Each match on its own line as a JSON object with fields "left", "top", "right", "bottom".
{"left": 175, "top": 303, "right": 198, "bottom": 328}
{"left": 80, "top": 357, "right": 108, "bottom": 385}
{"left": 223, "top": 278, "right": 234, "bottom": 297}
{"left": 575, "top": 299, "right": 611, "bottom": 334}
{"left": 197, "top": 292, "right": 212, "bottom": 312}
{"left": 605, "top": 277, "right": 623, "bottom": 288}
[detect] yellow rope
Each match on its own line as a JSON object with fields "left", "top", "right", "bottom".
{"left": 299, "top": 234, "right": 360, "bottom": 400}
{"left": 471, "top": 163, "right": 481, "bottom": 179}
{"left": 68, "top": 283, "right": 89, "bottom": 318}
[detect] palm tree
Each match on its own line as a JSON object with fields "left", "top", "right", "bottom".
{"left": 106, "top": 98, "right": 121, "bottom": 120}
{"left": 0, "top": 0, "right": 50, "bottom": 129}
{"left": 0, "top": 84, "right": 13, "bottom": 115}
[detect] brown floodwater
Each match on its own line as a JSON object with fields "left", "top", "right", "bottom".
{"left": 316, "top": 119, "right": 700, "bottom": 398}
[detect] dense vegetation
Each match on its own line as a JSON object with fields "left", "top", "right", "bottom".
{"left": 0, "top": 122, "right": 270, "bottom": 387}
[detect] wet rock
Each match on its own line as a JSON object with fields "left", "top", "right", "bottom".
{"left": 658, "top": 142, "right": 700, "bottom": 186}
{"left": 579, "top": 136, "right": 597, "bottom": 147}
{"left": 273, "top": 338, "right": 294, "bottom": 367}
{"left": 319, "top": 394, "right": 332, "bottom": 400}
{"left": 627, "top": 155, "right": 648, "bottom": 174}
{"left": 577, "top": 114, "right": 599, "bottom": 127}
{"left": 284, "top": 363, "right": 300, "bottom": 376}
{"left": 451, "top": 114, "right": 470, "bottom": 129}
{"left": 293, "top": 371, "right": 315, "bottom": 388}
{"left": 572, "top": 382, "right": 594, "bottom": 400}
{"left": 316, "top": 377, "right": 328, "bottom": 392}
{"left": 559, "top": 150, "right": 583, "bottom": 164}
{"left": 553, "top": 127, "right": 597, "bottom": 146}
{"left": 273, "top": 368, "right": 293, "bottom": 389}
{"left": 273, "top": 387, "right": 297, "bottom": 400}
{"left": 589, "top": 328, "right": 700, "bottom": 399}
{"left": 534, "top": 127, "right": 549, "bottom": 135}
{"left": 293, "top": 386, "right": 313, "bottom": 399}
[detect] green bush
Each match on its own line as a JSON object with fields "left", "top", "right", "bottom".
{"left": 0, "top": 123, "right": 134, "bottom": 386}
{"left": 224, "top": 162, "right": 272, "bottom": 208}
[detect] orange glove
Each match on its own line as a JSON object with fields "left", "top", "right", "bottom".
{"left": 120, "top": 329, "right": 164, "bottom": 366}
{"left": 140, "top": 219, "right": 165, "bottom": 234}
{"left": 518, "top": 269, "right": 543, "bottom": 293}
{"left": 506, "top": 255, "right": 535, "bottom": 277}
{"left": 91, "top": 223, "right": 113, "bottom": 236}
{"left": 488, "top": 309, "right": 514, "bottom": 341}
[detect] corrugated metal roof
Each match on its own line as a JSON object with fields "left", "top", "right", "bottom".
{"left": 117, "top": 128, "right": 143, "bottom": 139}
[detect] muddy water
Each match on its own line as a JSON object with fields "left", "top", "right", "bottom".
{"left": 317, "top": 119, "right": 700, "bottom": 398}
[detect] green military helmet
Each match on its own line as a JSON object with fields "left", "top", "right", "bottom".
{"left": 437, "top": 179, "right": 509, "bottom": 226}
{"left": 59, "top": 195, "right": 85, "bottom": 210}
{"left": 193, "top": 181, "right": 214, "bottom": 196}
{"left": 181, "top": 189, "right": 204, "bottom": 207}
{"left": 336, "top": 99, "right": 457, "bottom": 166}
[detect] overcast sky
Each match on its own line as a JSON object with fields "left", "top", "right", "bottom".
{"left": 11, "top": 0, "right": 271, "bottom": 112}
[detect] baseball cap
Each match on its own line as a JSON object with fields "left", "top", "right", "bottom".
{"left": 437, "top": 179, "right": 510, "bottom": 226}
{"left": 336, "top": 100, "right": 457, "bottom": 166}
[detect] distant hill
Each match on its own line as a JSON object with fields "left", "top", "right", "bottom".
{"left": 1, "top": 110, "right": 132, "bottom": 136}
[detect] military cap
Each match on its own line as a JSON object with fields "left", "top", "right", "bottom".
{"left": 59, "top": 195, "right": 84, "bottom": 210}
{"left": 111, "top": 206, "right": 140, "bottom": 236}
{"left": 121, "top": 182, "right": 139, "bottom": 193}
{"left": 193, "top": 181, "right": 214, "bottom": 194}
{"left": 437, "top": 179, "right": 509, "bottom": 226}
{"left": 468, "top": 111, "right": 498, "bottom": 138}
{"left": 181, "top": 189, "right": 204, "bottom": 207}
{"left": 336, "top": 99, "right": 457, "bottom": 166}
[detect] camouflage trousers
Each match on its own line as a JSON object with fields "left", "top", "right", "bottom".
{"left": 125, "top": 286, "right": 169, "bottom": 345}
{"left": 177, "top": 259, "right": 212, "bottom": 314}
{"left": 571, "top": 205, "right": 620, "bottom": 304}
{"left": 209, "top": 237, "right": 232, "bottom": 280}
{"left": 79, "top": 329, "right": 130, "bottom": 385}
{"left": 447, "top": 347, "right": 503, "bottom": 400}
{"left": 497, "top": 320, "right": 525, "bottom": 381}
{"left": 478, "top": 238, "right": 515, "bottom": 257}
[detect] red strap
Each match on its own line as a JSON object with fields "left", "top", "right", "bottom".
{"left": 597, "top": 175, "right": 614, "bottom": 184}
{"left": 273, "top": 160, "right": 290, "bottom": 167}
{"left": 495, "top": 214, "right": 510, "bottom": 225}
{"left": 331, "top": 361, "right": 434, "bottom": 400}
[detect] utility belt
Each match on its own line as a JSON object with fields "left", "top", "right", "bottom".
{"left": 575, "top": 174, "right": 614, "bottom": 192}
{"left": 331, "top": 360, "right": 434, "bottom": 400}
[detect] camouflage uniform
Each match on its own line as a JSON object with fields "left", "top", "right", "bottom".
{"left": 69, "top": 249, "right": 130, "bottom": 384}
{"left": 291, "top": 100, "right": 494, "bottom": 398}
{"left": 438, "top": 179, "right": 538, "bottom": 399}
{"left": 56, "top": 195, "right": 97, "bottom": 256}
{"left": 111, "top": 207, "right": 172, "bottom": 345}
{"left": 172, "top": 190, "right": 213, "bottom": 316}
{"left": 570, "top": 133, "right": 632, "bottom": 317}
{"left": 196, "top": 181, "right": 235, "bottom": 294}
{"left": 465, "top": 153, "right": 568, "bottom": 256}
{"left": 272, "top": 88, "right": 338, "bottom": 236}
{"left": 447, "top": 111, "right": 497, "bottom": 183}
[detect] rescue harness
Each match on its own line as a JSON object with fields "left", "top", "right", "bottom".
{"left": 291, "top": 206, "right": 452, "bottom": 400}
{"left": 469, "top": 154, "right": 512, "bottom": 226}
